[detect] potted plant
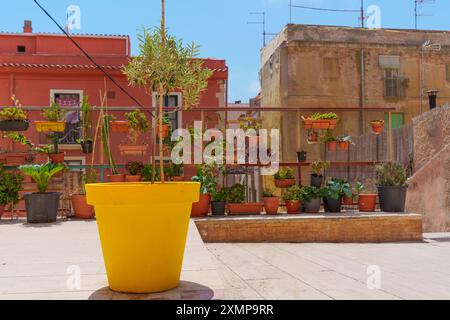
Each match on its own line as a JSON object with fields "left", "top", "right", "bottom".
{"left": 307, "top": 130, "right": 318, "bottom": 144}
{"left": 157, "top": 114, "right": 171, "bottom": 140}
{"left": 322, "top": 178, "right": 352, "bottom": 213}
{"left": 355, "top": 182, "right": 378, "bottom": 212}
{"left": 109, "top": 116, "right": 129, "bottom": 133}
{"left": 262, "top": 189, "right": 279, "bottom": 215}
{"left": 297, "top": 150, "right": 307, "bottom": 162}
{"left": 71, "top": 170, "right": 96, "bottom": 219}
{"left": 310, "top": 161, "right": 330, "bottom": 187}
{"left": 282, "top": 185, "right": 302, "bottom": 214}
{"left": 370, "top": 120, "right": 385, "bottom": 134}
{"left": 35, "top": 100, "right": 67, "bottom": 133}
{"left": 119, "top": 109, "right": 150, "bottom": 156}
{"left": 376, "top": 162, "right": 408, "bottom": 212}
{"left": 337, "top": 135, "right": 354, "bottom": 151}
{"left": 320, "top": 130, "right": 337, "bottom": 151}
{"left": 191, "top": 165, "right": 217, "bottom": 217}
{"left": 274, "top": 168, "right": 296, "bottom": 188}
{"left": 302, "top": 112, "right": 339, "bottom": 130}
{"left": 19, "top": 163, "right": 65, "bottom": 223}
{"left": 228, "top": 183, "right": 262, "bottom": 215}
{"left": 301, "top": 186, "right": 322, "bottom": 213}
{"left": 211, "top": 187, "right": 228, "bottom": 216}
{"left": 0, "top": 95, "right": 29, "bottom": 132}
{"left": 78, "top": 96, "right": 93, "bottom": 154}
{"left": 126, "top": 161, "right": 144, "bottom": 182}
{"left": 0, "top": 165, "right": 24, "bottom": 219}
{"left": 141, "top": 164, "right": 161, "bottom": 182}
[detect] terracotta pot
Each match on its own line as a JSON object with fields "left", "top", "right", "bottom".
{"left": 71, "top": 194, "right": 94, "bottom": 219}
{"left": 0, "top": 204, "right": 4, "bottom": 218}
{"left": 48, "top": 152, "right": 65, "bottom": 164}
{"left": 191, "top": 193, "right": 211, "bottom": 217}
{"left": 126, "top": 175, "right": 142, "bottom": 182}
{"left": 108, "top": 174, "right": 126, "bottom": 183}
{"left": 228, "top": 203, "right": 262, "bottom": 215}
{"left": 110, "top": 121, "right": 128, "bottom": 133}
{"left": 339, "top": 141, "right": 350, "bottom": 151}
{"left": 303, "top": 119, "right": 337, "bottom": 130}
{"left": 274, "top": 179, "right": 296, "bottom": 189}
{"left": 157, "top": 124, "right": 170, "bottom": 140}
{"left": 172, "top": 176, "right": 185, "bottom": 182}
{"left": 342, "top": 195, "right": 354, "bottom": 205}
{"left": 327, "top": 141, "right": 337, "bottom": 151}
{"left": 307, "top": 131, "right": 318, "bottom": 143}
{"left": 263, "top": 197, "right": 279, "bottom": 215}
{"left": 371, "top": 120, "right": 384, "bottom": 134}
{"left": 285, "top": 200, "right": 301, "bottom": 214}
{"left": 358, "top": 194, "right": 378, "bottom": 212}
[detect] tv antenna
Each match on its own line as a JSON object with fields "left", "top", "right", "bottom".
{"left": 415, "top": 0, "right": 435, "bottom": 29}
{"left": 247, "top": 12, "right": 278, "bottom": 47}
{"left": 289, "top": 0, "right": 366, "bottom": 28}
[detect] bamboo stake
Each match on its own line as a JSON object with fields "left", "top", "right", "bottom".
{"left": 159, "top": 0, "right": 166, "bottom": 183}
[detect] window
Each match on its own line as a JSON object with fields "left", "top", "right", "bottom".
{"left": 17, "top": 46, "right": 26, "bottom": 53}
{"left": 384, "top": 113, "right": 405, "bottom": 130}
{"left": 384, "top": 69, "right": 407, "bottom": 98}
{"left": 153, "top": 93, "right": 182, "bottom": 133}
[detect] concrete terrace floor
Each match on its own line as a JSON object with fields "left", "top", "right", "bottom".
{"left": 0, "top": 219, "right": 450, "bottom": 300}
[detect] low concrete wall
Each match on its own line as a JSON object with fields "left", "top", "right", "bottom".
{"left": 406, "top": 144, "right": 450, "bottom": 232}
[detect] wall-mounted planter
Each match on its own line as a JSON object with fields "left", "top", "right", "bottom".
{"left": 370, "top": 120, "right": 384, "bottom": 134}
{"left": 5, "top": 153, "right": 28, "bottom": 165}
{"left": 310, "top": 174, "right": 323, "bottom": 188}
{"left": 110, "top": 121, "right": 128, "bottom": 133}
{"left": 0, "top": 120, "right": 29, "bottom": 132}
{"left": 303, "top": 117, "right": 338, "bottom": 130}
{"left": 119, "top": 144, "right": 148, "bottom": 156}
{"left": 275, "top": 179, "right": 296, "bottom": 189}
{"left": 81, "top": 141, "right": 93, "bottom": 154}
{"left": 228, "top": 203, "right": 262, "bottom": 215}
{"left": 48, "top": 152, "right": 65, "bottom": 164}
{"left": 297, "top": 151, "right": 307, "bottom": 162}
{"left": 156, "top": 124, "right": 171, "bottom": 140}
{"left": 86, "top": 182, "right": 200, "bottom": 293}
{"left": 327, "top": 141, "right": 337, "bottom": 151}
{"left": 35, "top": 121, "right": 66, "bottom": 133}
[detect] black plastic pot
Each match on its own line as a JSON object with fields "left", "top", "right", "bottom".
{"left": 297, "top": 151, "right": 307, "bottom": 162}
{"left": 311, "top": 174, "right": 323, "bottom": 187}
{"left": 81, "top": 140, "right": 93, "bottom": 154}
{"left": 0, "top": 120, "right": 29, "bottom": 132}
{"left": 304, "top": 198, "right": 321, "bottom": 213}
{"left": 323, "top": 196, "right": 342, "bottom": 213}
{"left": 377, "top": 186, "right": 408, "bottom": 212}
{"left": 211, "top": 202, "right": 226, "bottom": 216}
{"left": 24, "top": 193, "right": 60, "bottom": 224}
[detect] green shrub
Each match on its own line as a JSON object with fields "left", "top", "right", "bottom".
{"left": 262, "top": 189, "right": 276, "bottom": 198}
{"left": 322, "top": 178, "right": 352, "bottom": 200}
{"left": 42, "top": 100, "right": 67, "bottom": 122}
{"left": 0, "top": 166, "right": 24, "bottom": 206}
{"left": 311, "top": 161, "right": 330, "bottom": 176}
{"left": 0, "top": 107, "right": 27, "bottom": 121}
{"left": 282, "top": 185, "right": 302, "bottom": 202}
{"left": 274, "top": 168, "right": 294, "bottom": 180}
{"left": 310, "top": 112, "right": 338, "bottom": 120}
{"left": 376, "top": 162, "right": 407, "bottom": 187}
{"left": 18, "top": 163, "right": 65, "bottom": 193}
{"left": 127, "top": 161, "right": 144, "bottom": 176}
{"left": 228, "top": 183, "right": 245, "bottom": 204}
{"left": 301, "top": 186, "right": 322, "bottom": 203}
{"left": 212, "top": 187, "right": 229, "bottom": 202}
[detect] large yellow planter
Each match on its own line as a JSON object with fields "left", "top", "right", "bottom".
{"left": 86, "top": 182, "right": 200, "bottom": 293}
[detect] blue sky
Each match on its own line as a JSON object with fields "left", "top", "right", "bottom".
{"left": 1, "top": 0, "right": 450, "bottom": 103}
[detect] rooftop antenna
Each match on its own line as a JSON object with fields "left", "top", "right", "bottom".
{"left": 247, "top": 12, "right": 277, "bottom": 47}
{"left": 289, "top": 0, "right": 366, "bottom": 28}
{"left": 415, "top": 0, "right": 435, "bottom": 29}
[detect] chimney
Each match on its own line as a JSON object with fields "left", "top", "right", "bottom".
{"left": 23, "top": 20, "right": 32, "bottom": 33}
{"left": 427, "top": 90, "right": 439, "bottom": 110}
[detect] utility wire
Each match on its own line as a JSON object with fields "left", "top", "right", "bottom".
{"left": 33, "top": 0, "right": 146, "bottom": 109}
{"left": 290, "top": 4, "right": 360, "bottom": 13}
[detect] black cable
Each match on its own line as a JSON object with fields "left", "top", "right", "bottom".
{"left": 290, "top": 4, "right": 360, "bottom": 13}
{"left": 33, "top": 0, "right": 147, "bottom": 110}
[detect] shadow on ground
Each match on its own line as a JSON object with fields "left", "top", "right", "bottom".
{"left": 89, "top": 281, "right": 215, "bottom": 300}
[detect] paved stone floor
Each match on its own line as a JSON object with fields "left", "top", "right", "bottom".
{"left": 0, "top": 219, "right": 449, "bottom": 300}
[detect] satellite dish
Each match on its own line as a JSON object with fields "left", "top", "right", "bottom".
{"left": 66, "top": 5, "right": 81, "bottom": 31}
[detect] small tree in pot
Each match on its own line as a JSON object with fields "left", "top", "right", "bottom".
{"left": 310, "top": 161, "right": 330, "bottom": 187}
{"left": 262, "top": 189, "right": 279, "bottom": 215}
{"left": 376, "top": 162, "right": 408, "bottom": 212}
{"left": 19, "top": 163, "right": 65, "bottom": 223}
{"left": 321, "top": 178, "right": 352, "bottom": 213}
{"left": 0, "top": 165, "right": 24, "bottom": 219}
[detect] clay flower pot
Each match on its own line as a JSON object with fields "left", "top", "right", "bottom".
{"left": 71, "top": 194, "right": 94, "bottom": 219}
{"left": 327, "top": 141, "right": 337, "bottom": 151}
{"left": 228, "top": 203, "right": 262, "bottom": 215}
{"left": 108, "top": 174, "right": 126, "bottom": 183}
{"left": 110, "top": 121, "right": 129, "bottom": 133}
{"left": 307, "top": 131, "right": 318, "bottom": 143}
{"left": 342, "top": 195, "right": 354, "bottom": 206}
{"left": 263, "top": 197, "right": 279, "bottom": 215}
{"left": 285, "top": 200, "right": 301, "bottom": 214}
{"left": 358, "top": 194, "right": 378, "bottom": 212}
{"left": 48, "top": 152, "right": 65, "bottom": 164}
{"left": 339, "top": 141, "right": 350, "bottom": 151}
{"left": 370, "top": 120, "right": 385, "bottom": 134}
{"left": 126, "top": 175, "right": 142, "bottom": 182}
{"left": 191, "top": 193, "right": 211, "bottom": 217}
{"left": 274, "top": 179, "right": 296, "bottom": 189}
{"left": 157, "top": 124, "right": 171, "bottom": 140}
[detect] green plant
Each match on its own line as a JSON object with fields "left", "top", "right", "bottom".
{"left": 18, "top": 163, "right": 65, "bottom": 193}
{"left": 8, "top": 132, "right": 56, "bottom": 155}
{"left": 321, "top": 178, "right": 352, "bottom": 200}
{"left": 262, "top": 189, "right": 276, "bottom": 198}
{"left": 42, "top": 100, "right": 67, "bottom": 122}
{"left": 300, "top": 186, "right": 322, "bottom": 203}
{"left": 319, "top": 129, "right": 336, "bottom": 143}
{"left": 80, "top": 96, "right": 92, "bottom": 142}
{"left": 127, "top": 161, "right": 144, "bottom": 176}
{"left": 355, "top": 182, "right": 366, "bottom": 195}
{"left": 337, "top": 135, "right": 355, "bottom": 145}
{"left": 191, "top": 165, "right": 219, "bottom": 194}
{"left": 125, "top": 109, "right": 150, "bottom": 144}
{"left": 167, "top": 163, "right": 183, "bottom": 177}
{"left": 228, "top": 183, "right": 245, "bottom": 204}
{"left": 309, "top": 112, "right": 339, "bottom": 120}
{"left": 212, "top": 187, "right": 229, "bottom": 202}
{"left": 0, "top": 95, "right": 27, "bottom": 121}
{"left": 274, "top": 168, "right": 295, "bottom": 180}
{"left": 102, "top": 115, "right": 119, "bottom": 175}
{"left": 141, "top": 164, "right": 161, "bottom": 181}
{"left": 311, "top": 161, "right": 330, "bottom": 176}
{"left": 282, "top": 185, "right": 302, "bottom": 202}
{"left": 376, "top": 162, "right": 407, "bottom": 187}
{"left": 0, "top": 165, "right": 24, "bottom": 208}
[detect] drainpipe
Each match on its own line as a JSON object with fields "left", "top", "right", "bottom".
{"left": 359, "top": 48, "right": 365, "bottom": 135}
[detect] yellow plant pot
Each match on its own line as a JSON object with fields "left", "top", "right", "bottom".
{"left": 34, "top": 121, "right": 66, "bottom": 133}
{"left": 86, "top": 182, "right": 200, "bottom": 293}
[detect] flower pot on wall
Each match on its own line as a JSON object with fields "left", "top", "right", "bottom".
{"left": 377, "top": 186, "right": 407, "bottom": 212}
{"left": 191, "top": 194, "right": 211, "bottom": 217}
{"left": 285, "top": 200, "right": 301, "bottom": 214}
{"left": 358, "top": 194, "right": 378, "bottom": 212}
{"left": 81, "top": 141, "right": 93, "bottom": 154}
{"left": 370, "top": 120, "right": 384, "bottom": 134}
{"left": 323, "top": 197, "right": 342, "bottom": 213}
{"left": 274, "top": 179, "right": 296, "bottom": 189}
{"left": 5, "top": 154, "right": 28, "bottom": 165}
{"left": 85, "top": 182, "right": 200, "bottom": 293}
{"left": 48, "top": 152, "right": 65, "bottom": 164}
{"left": 304, "top": 198, "right": 321, "bottom": 213}
{"left": 71, "top": 194, "right": 94, "bottom": 219}
{"left": 310, "top": 174, "right": 323, "bottom": 187}
{"left": 263, "top": 197, "right": 279, "bottom": 215}
{"left": 303, "top": 118, "right": 337, "bottom": 130}
{"left": 0, "top": 120, "right": 29, "bottom": 132}
{"left": 119, "top": 145, "right": 148, "bottom": 156}
{"left": 110, "top": 121, "right": 128, "bottom": 133}
{"left": 35, "top": 121, "right": 66, "bottom": 133}
{"left": 24, "top": 192, "right": 60, "bottom": 223}
{"left": 228, "top": 203, "right": 262, "bottom": 215}
{"left": 157, "top": 124, "right": 170, "bottom": 140}
{"left": 211, "top": 201, "right": 226, "bottom": 216}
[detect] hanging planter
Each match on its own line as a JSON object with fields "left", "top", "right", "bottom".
{"left": 0, "top": 120, "right": 29, "bottom": 132}
{"left": 0, "top": 97, "right": 29, "bottom": 132}
{"left": 302, "top": 114, "right": 338, "bottom": 130}
{"left": 119, "top": 144, "right": 148, "bottom": 156}
{"left": 307, "top": 130, "right": 318, "bottom": 144}
{"left": 274, "top": 168, "right": 296, "bottom": 189}
{"left": 339, "top": 141, "right": 350, "bottom": 151}
{"left": 370, "top": 120, "right": 385, "bottom": 134}
{"left": 80, "top": 140, "right": 93, "bottom": 154}
{"left": 35, "top": 121, "right": 66, "bottom": 133}
{"left": 110, "top": 121, "right": 129, "bottom": 133}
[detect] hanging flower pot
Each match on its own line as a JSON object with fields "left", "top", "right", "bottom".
{"left": 370, "top": 120, "right": 385, "bottom": 134}
{"left": 110, "top": 121, "right": 129, "bottom": 133}
{"left": 327, "top": 141, "right": 338, "bottom": 151}
{"left": 307, "top": 130, "right": 318, "bottom": 144}
{"left": 339, "top": 141, "right": 350, "bottom": 151}
{"left": 119, "top": 144, "right": 148, "bottom": 156}
{"left": 80, "top": 140, "right": 93, "bottom": 154}
{"left": 297, "top": 151, "right": 307, "bottom": 162}
{"left": 302, "top": 115, "right": 338, "bottom": 130}
{"left": 35, "top": 121, "right": 66, "bottom": 133}
{"left": 48, "top": 152, "right": 65, "bottom": 164}
{"left": 156, "top": 124, "right": 171, "bottom": 140}
{"left": 274, "top": 179, "right": 296, "bottom": 188}
{"left": 0, "top": 120, "right": 29, "bottom": 132}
